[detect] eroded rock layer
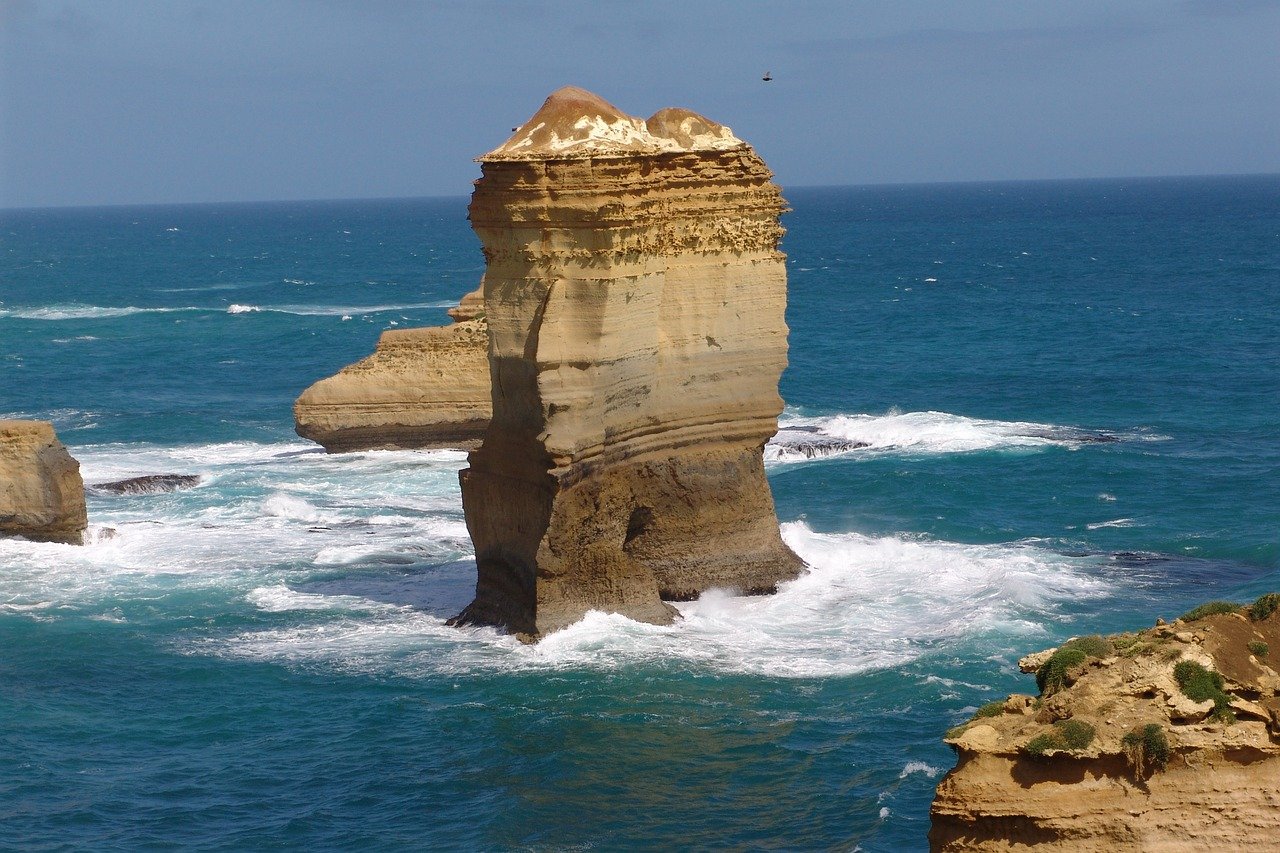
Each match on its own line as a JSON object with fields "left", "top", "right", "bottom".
{"left": 930, "top": 599, "right": 1280, "bottom": 851}
{"left": 453, "top": 87, "right": 804, "bottom": 640}
{"left": 0, "top": 419, "right": 87, "bottom": 544}
{"left": 293, "top": 288, "right": 490, "bottom": 452}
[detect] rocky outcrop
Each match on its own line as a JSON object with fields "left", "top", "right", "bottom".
{"left": 0, "top": 420, "right": 87, "bottom": 544}
{"left": 930, "top": 596, "right": 1280, "bottom": 851}
{"left": 451, "top": 86, "right": 805, "bottom": 640}
{"left": 293, "top": 287, "right": 490, "bottom": 452}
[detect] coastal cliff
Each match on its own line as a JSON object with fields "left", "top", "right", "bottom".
{"left": 930, "top": 596, "right": 1280, "bottom": 851}
{"left": 452, "top": 86, "right": 805, "bottom": 640}
{"left": 0, "top": 420, "right": 87, "bottom": 544}
{"left": 293, "top": 285, "right": 490, "bottom": 452}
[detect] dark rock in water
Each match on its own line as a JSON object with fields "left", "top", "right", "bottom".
{"left": 770, "top": 429, "right": 869, "bottom": 459}
{"left": 90, "top": 474, "right": 201, "bottom": 495}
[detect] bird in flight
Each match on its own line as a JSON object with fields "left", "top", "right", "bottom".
{"left": 762, "top": 71, "right": 773, "bottom": 82}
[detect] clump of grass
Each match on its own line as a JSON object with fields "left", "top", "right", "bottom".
{"left": 1173, "top": 660, "right": 1236, "bottom": 723}
{"left": 1111, "top": 633, "right": 1141, "bottom": 651}
{"left": 1179, "top": 601, "right": 1240, "bottom": 622}
{"left": 945, "top": 700, "right": 1009, "bottom": 739}
{"left": 1035, "top": 636, "right": 1112, "bottom": 695}
{"left": 1021, "top": 719, "right": 1096, "bottom": 758}
{"left": 1247, "top": 640, "right": 1269, "bottom": 658}
{"left": 1248, "top": 593, "right": 1280, "bottom": 622}
{"left": 974, "top": 700, "right": 1005, "bottom": 719}
{"left": 1122, "top": 724, "right": 1170, "bottom": 779}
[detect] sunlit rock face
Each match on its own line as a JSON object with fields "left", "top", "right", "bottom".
{"left": 452, "top": 87, "right": 804, "bottom": 640}
{"left": 293, "top": 285, "right": 490, "bottom": 453}
{"left": 0, "top": 419, "right": 87, "bottom": 545}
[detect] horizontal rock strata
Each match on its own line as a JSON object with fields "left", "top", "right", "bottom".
{"left": 0, "top": 419, "right": 87, "bottom": 544}
{"left": 294, "top": 286, "right": 490, "bottom": 452}
{"left": 453, "top": 86, "right": 805, "bottom": 640}
{"left": 930, "top": 598, "right": 1280, "bottom": 851}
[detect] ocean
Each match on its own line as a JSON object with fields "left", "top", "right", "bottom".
{"left": 2, "top": 175, "right": 1277, "bottom": 850}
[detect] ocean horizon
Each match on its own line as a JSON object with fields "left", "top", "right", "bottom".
{"left": 3, "top": 173, "right": 1277, "bottom": 850}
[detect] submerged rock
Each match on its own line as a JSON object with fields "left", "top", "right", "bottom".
{"left": 90, "top": 474, "right": 201, "bottom": 495}
{"left": 930, "top": 598, "right": 1280, "bottom": 851}
{"left": 0, "top": 419, "right": 87, "bottom": 544}
{"left": 293, "top": 287, "right": 491, "bottom": 452}
{"left": 451, "top": 87, "right": 805, "bottom": 640}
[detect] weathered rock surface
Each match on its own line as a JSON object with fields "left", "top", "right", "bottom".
{"left": 452, "top": 87, "right": 805, "bottom": 640}
{"left": 930, "top": 599, "right": 1280, "bottom": 851}
{"left": 0, "top": 420, "right": 87, "bottom": 544}
{"left": 293, "top": 290, "right": 491, "bottom": 452}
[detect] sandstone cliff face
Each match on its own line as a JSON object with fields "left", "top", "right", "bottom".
{"left": 930, "top": 599, "right": 1280, "bottom": 851}
{"left": 0, "top": 419, "right": 87, "bottom": 544}
{"left": 294, "top": 287, "right": 490, "bottom": 452}
{"left": 452, "top": 87, "right": 804, "bottom": 640}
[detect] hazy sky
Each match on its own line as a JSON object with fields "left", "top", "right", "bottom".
{"left": 2, "top": 0, "right": 1278, "bottom": 208}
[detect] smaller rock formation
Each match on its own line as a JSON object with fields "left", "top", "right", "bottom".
{"left": 930, "top": 595, "right": 1280, "bottom": 851}
{"left": 293, "top": 284, "right": 490, "bottom": 452}
{"left": 0, "top": 420, "right": 88, "bottom": 544}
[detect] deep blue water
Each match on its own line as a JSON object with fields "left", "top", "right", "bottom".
{"left": 2, "top": 175, "right": 1277, "bottom": 850}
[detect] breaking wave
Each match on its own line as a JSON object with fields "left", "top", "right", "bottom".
{"left": 765, "top": 410, "right": 1159, "bottom": 463}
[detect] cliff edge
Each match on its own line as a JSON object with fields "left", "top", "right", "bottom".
{"left": 452, "top": 87, "right": 805, "bottom": 640}
{"left": 293, "top": 285, "right": 490, "bottom": 452}
{"left": 930, "top": 595, "right": 1280, "bottom": 851}
{"left": 0, "top": 420, "right": 87, "bottom": 544}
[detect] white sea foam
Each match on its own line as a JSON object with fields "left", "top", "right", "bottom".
{"left": 766, "top": 410, "right": 1125, "bottom": 463}
{"left": 1, "top": 301, "right": 454, "bottom": 321}
{"left": 209, "top": 520, "right": 1111, "bottom": 679}
{"left": 1086, "top": 518, "right": 1137, "bottom": 530}
{"left": 899, "top": 761, "right": 941, "bottom": 779}
{"left": 3, "top": 434, "right": 1116, "bottom": 682}
{"left": 0, "top": 305, "right": 199, "bottom": 320}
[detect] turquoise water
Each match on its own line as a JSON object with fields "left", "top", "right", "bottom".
{"left": 2, "top": 176, "right": 1277, "bottom": 850}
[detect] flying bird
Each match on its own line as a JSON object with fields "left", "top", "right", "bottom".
{"left": 762, "top": 71, "right": 773, "bottom": 82}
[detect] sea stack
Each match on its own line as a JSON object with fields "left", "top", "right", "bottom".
{"left": 0, "top": 420, "right": 88, "bottom": 544}
{"left": 293, "top": 284, "right": 491, "bottom": 452}
{"left": 452, "top": 87, "right": 805, "bottom": 640}
{"left": 930, "top": 598, "right": 1280, "bottom": 851}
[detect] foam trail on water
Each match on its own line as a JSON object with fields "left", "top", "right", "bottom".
{"left": 765, "top": 410, "right": 1146, "bottom": 463}
{"left": 0, "top": 305, "right": 202, "bottom": 320}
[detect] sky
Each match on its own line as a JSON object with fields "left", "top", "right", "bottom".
{"left": 1, "top": 0, "right": 1278, "bottom": 208}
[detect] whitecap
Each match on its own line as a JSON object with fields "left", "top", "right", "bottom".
{"left": 766, "top": 410, "right": 1124, "bottom": 463}
{"left": 227, "top": 304, "right": 261, "bottom": 314}
{"left": 898, "top": 761, "right": 941, "bottom": 779}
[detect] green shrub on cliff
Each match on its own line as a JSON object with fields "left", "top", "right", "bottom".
{"left": 1021, "top": 718, "right": 1096, "bottom": 758}
{"left": 1173, "top": 660, "right": 1236, "bottom": 723}
{"left": 1035, "top": 635, "right": 1112, "bottom": 695}
{"left": 1179, "top": 600, "right": 1239, "bottom": 622}
{"left": 1249, "top": 592, "right": 1280, "bottom": 622}
{"left": 974, "top": 700, "right": 1005, "bottom": 719}
{"left": 1248, "top": 640, "right": 1269, "bottom": 658}
{"left": 1122, "top": 724, "right": 1170, "bottom": 779}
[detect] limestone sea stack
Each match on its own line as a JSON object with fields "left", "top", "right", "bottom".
{"left": 0, "top": 420, "right": 88, "bottom": 544}
{"left": 452, "top": 87, "right": 805, "bottom": 640}
{"left": 293, "top": 284, "right": 490, "bottom": 452}
{"left": 930, "top": 596, "right": 1280, "bottom": 851}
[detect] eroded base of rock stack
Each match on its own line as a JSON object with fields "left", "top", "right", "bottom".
{"left": 0, "top": 419, "right": 88, "bottom": 545}
{"left": 293, "top": 285, "right": 490, "bottom": 452}
{"left": 930, "top": 596, "right": 1280, "bottom": 851}
{"left": 451, "top": 87, "right": 804, "bottom": 641}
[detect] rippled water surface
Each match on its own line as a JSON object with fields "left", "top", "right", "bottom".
{"left": 2, "top": 177, "right": 1278, "bottom": 850}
